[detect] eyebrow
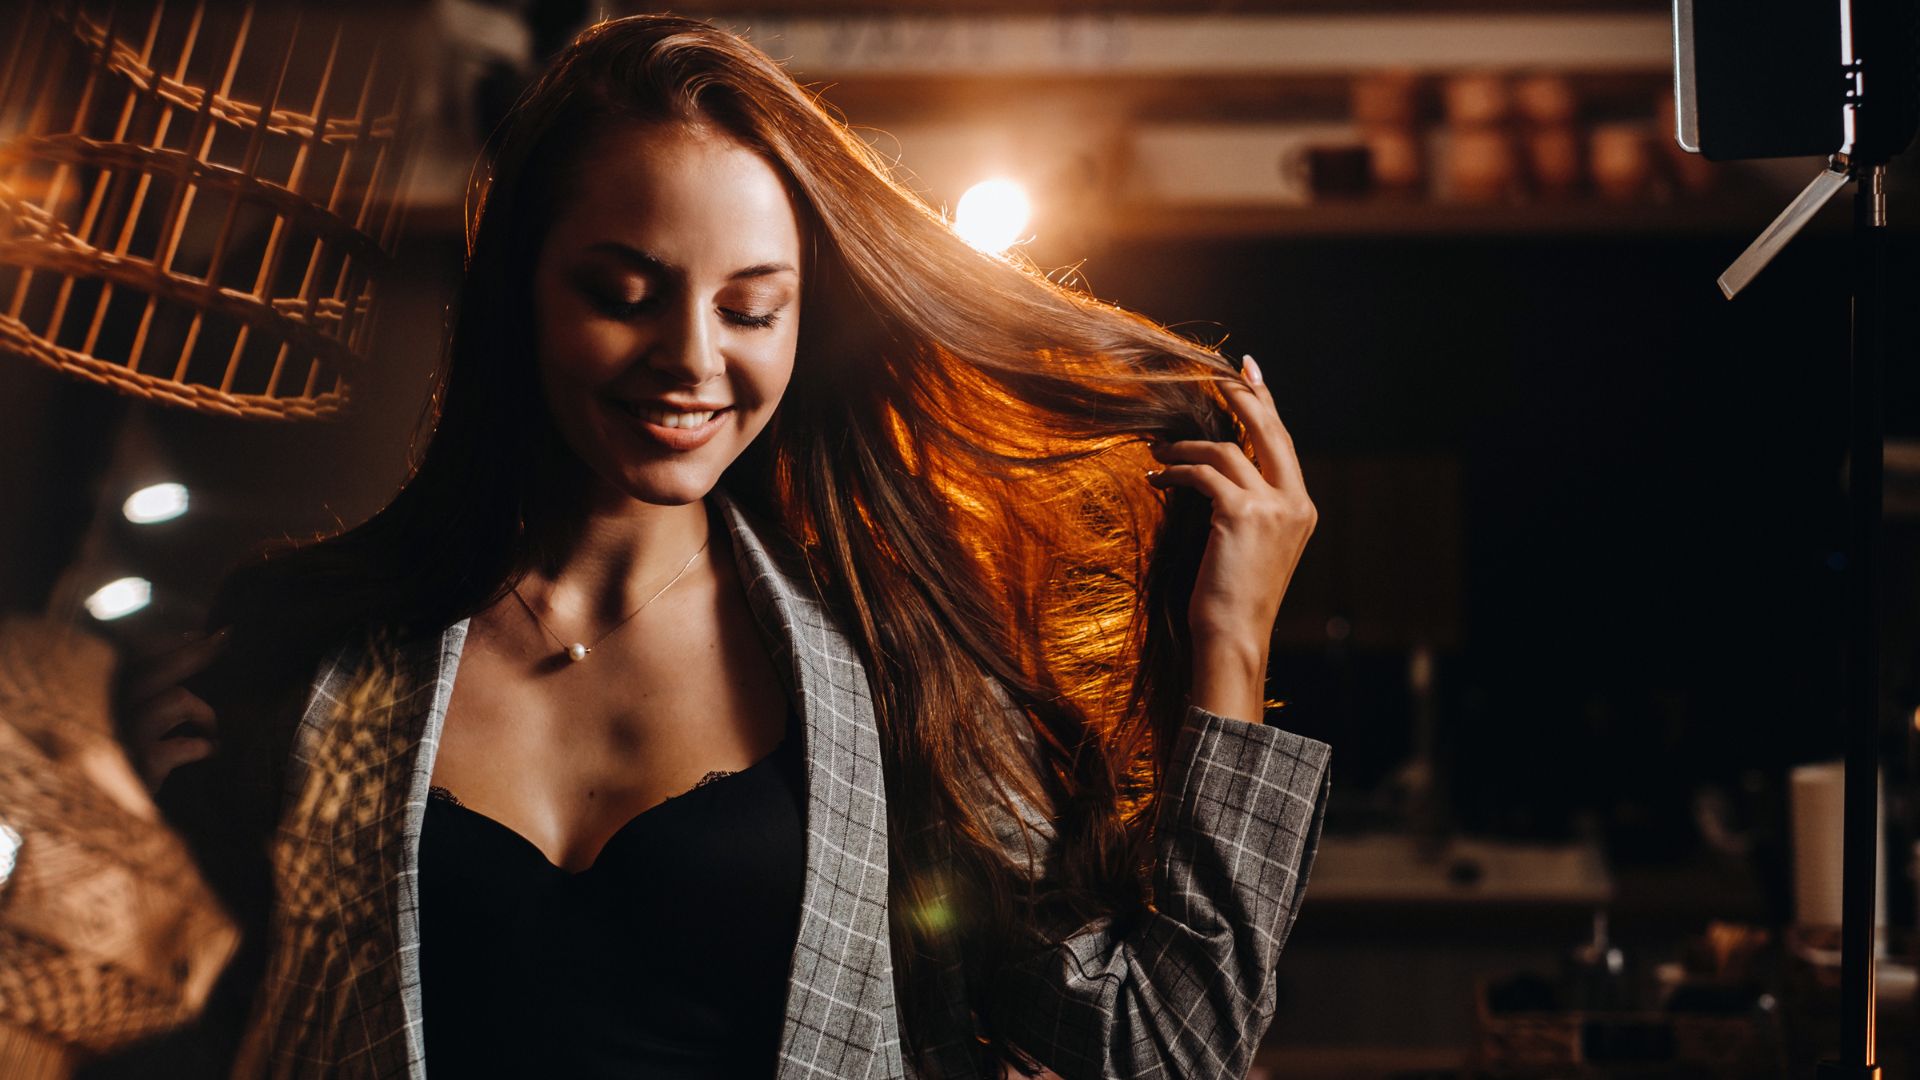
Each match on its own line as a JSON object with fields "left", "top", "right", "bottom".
{"left": 585, "top": 241, "right": 797, "bottom": 281}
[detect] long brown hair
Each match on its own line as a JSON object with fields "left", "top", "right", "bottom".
{"left": 208, "top": 13, "right": 1249, "bottom": 1070}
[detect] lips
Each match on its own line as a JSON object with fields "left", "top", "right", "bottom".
{"left": 608, "top": 398, "right": 734, "bottom": 451}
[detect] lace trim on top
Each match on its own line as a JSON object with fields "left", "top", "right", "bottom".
{"left": 428, "top": 768, "right": 744, "bottom": 810}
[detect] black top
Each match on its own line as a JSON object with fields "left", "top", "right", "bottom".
{"left": 418, "top": 722, "right": 807, "bottom": 1078}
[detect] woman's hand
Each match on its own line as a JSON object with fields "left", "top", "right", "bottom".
{"left": 119, "top": 627, "right": 229, "bottom": 794}
{"left": 1148, "top": 355, "right": 1315, "bottom": 724}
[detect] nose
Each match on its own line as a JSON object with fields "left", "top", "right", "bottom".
{"left": 647, "top": 295, "right": 724, "bottom": 386}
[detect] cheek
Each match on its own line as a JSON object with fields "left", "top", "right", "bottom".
{"left": 536, "top": 298, "right": 640, "bottom": 389}
{"left": 739, "top": 334, "right": 798, "bottom": 413}
{"left": 532, "top": 279, "right": 580, "bottom": 384}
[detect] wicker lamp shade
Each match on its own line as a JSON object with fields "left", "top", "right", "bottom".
{"left": 0, "top": 1, "right": 417, "bottom": 421}
{"left": 0, "top": 612, "right": 238, "bottom": 1062}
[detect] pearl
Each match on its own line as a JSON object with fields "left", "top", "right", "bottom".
{"left": 567, "top": 642, "right": 589, "bottom": 662}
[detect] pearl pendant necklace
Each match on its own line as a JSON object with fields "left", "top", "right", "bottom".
{"left": 512, "top": 534, "right": 710, "bottom": 663}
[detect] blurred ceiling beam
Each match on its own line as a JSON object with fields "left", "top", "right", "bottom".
{"left": 693, "top": 12, "right": 1671, "bottom": 77}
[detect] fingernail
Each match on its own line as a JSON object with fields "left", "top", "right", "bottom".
{"left": 1145, "top": 468, "right": 1165, "bottom": 481}
{"left": 1241, "top": 354, "right": 1264, "bottom": 386}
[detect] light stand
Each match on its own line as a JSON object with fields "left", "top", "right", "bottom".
{"left": 1823, "top": 154, "right": 1888, "bottom": 1080}
{"left": 1676, "top": 2, "right": 1914, "bottom": 1076}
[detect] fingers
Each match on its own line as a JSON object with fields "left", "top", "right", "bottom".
{"left": 125, "top": 627, "right": 230, "bottom": 705}
{"left": 1218, "top": 354, "right": 1308, "bottom": 497}
{"left": 125, "top": 678, "right": 220, "bottom": 798}
{"left": 1146, "top": 462, "right": 1239, "bottom": 505}
{"left": 140, "top": 734, "right": 217, "bottom": 794}
{"left": 1151, "top": 438, "right": 1263, "bottom": 490}
{"left": 116, "top": 629, "right": 231, "bottom": 795}
{"left": 130, "top": 684, "right": 219, "bottom": 748}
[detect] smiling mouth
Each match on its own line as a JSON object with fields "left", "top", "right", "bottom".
{"left": 613, "top": 401, "right": 732, "bottom": 428}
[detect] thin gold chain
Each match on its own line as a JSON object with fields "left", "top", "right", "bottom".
{"left": 511, "top": 534, "right": 710, "bottom": 660}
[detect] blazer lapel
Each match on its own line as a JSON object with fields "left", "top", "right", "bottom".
{"left": 241, "top": 617, "right": 462, "bottom": 1080}
{"left": 714, "top": 491, "right": 905, "bottom": 1080}
{"left": 254, "top": 492, "right": 904, "bottom": 1080}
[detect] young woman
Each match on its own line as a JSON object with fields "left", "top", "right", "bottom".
{"left": 149, "top": 14, "right": 1331, "bottom": 1079}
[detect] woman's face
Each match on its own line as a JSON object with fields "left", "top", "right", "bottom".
{"left": 532, "top": 121, "right": 803, "bottom": 506}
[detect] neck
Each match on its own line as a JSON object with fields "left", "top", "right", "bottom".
{"left": 520, "top": 471, "right": 716, "bottom": 626}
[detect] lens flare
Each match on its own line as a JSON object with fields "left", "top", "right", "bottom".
{"left": 955, "top": 178, "right": 1032, "bottom": 254}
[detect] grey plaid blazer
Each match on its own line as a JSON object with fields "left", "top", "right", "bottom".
{"left": 228, "top": 489, "right": 1332, "bottom": 1079}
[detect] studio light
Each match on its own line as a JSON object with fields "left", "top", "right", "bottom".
{"left": 123, "top": 482, "right": 189, "bottom": 524}
{"left": 84, "top": 577, "right": 152, "bottom": 621}
{"left": 955, "top": 178, "right": 1032, "bottom": 254}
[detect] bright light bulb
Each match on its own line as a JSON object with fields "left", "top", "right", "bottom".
{"left": 955, "top": 178, "right": 1032, "bottom": 254}
{"left": 123, "top": 482, "right": 189, "bottom": 524}
{"left": 85, "top": 576, "right": 152, "bottom": 621}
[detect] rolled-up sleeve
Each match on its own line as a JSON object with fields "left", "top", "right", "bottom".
{"left": 990, "top": 705, "right": 1331, "bottom": 1079}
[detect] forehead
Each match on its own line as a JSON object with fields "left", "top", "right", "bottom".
{"left": 547, "top": 122, "right": 802, "bottom": 269}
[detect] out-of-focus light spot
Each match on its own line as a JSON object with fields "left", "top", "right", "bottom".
{"left": 910, "top": 897, "right": 956, "bottom": 935}
{"left": 1911, "top": 705, "right": 1920, "bottom": 733}
{"left": 85, "top": 577, "right": 151, "bottom": 621}
{"left": 955, "top": 178, "right": 1031, "bottom": 254}
{"left": 0, "top": 824, "right": 17, "bottom": 890}
{"left": 123, "top": 482, "right": 189, "bottom": 524}
{"left": 1325, "top": 615, "right": 1352, "bottom": 642}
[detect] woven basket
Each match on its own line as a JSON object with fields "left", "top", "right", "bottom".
{"left": 0, "top": 0, "right": 416, "bottom": 421}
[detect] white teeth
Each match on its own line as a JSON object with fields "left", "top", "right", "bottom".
{"left": 653, "top": 409, "right": 713, "bottom": 429}
{"left": 620, "top": 403, "right": 719, "bottom": 429}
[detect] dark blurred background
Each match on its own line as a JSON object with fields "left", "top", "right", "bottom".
{"left": 3, "top": 1, "right": 1917, "bottom": 1076}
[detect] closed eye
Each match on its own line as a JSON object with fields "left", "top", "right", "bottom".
{"left": 723, "top": 307, "right": 782, "bottom": 329}
{"left": 586, "top": 288, "right": 783, "bottom": 329}
{"left": 589, "top": 293, "right": 655, "bottom": 320}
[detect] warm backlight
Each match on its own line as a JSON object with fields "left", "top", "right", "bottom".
{"left": 955, "top": 178, "right": 1032, "bottom": 254}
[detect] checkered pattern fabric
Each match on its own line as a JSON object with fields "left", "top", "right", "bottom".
{"left": 985, "top": 711, "right": 1331, "bottom": 1079}
{"left": 229, "top": 620, "right": 457, "bottom": 1078}
{"left": 229, "top": 489, "right": 1331, "bottom": 1079}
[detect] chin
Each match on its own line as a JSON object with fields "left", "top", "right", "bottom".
{"left": 613, "top": 460, "right": 729, "bottom": 506}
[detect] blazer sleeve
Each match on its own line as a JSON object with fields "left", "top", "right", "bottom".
{"left": 990, "top": 704, "right": 1331, "bottom": 1080}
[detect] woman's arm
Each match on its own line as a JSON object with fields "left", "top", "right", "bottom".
{"left": 989, "top": 355, "right": 1329, "bottom": 1077}
{"left": 1153, "top": 355, "right": 1315, "bottom": 728}
{"left": 990, "top": 702, "right": 1329, "bottom": 1079}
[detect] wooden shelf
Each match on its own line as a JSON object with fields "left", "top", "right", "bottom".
{"left": 709, "top": 11, "right": 1673, "bottom": 79}
{"left": 1094, "top": 195, "right": 1863, "bottom": 240}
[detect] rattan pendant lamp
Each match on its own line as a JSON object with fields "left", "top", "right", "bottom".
{"left": 0, "top": 0, "right": 416, "bottom": 421}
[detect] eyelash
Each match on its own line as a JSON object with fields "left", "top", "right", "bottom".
{"left": 726, "top": 309, "right": 781, "bottom": 329}
{"left": 590, "top": 296, "right": 643, "bottom": 320}
{"left": 590, "top": 294, "right": 781, "bottom": 330}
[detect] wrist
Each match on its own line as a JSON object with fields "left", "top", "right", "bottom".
{"left": 1189, "top": 634, "right": 1269, "bottom": 724}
